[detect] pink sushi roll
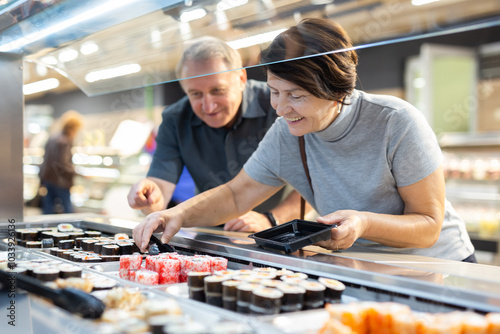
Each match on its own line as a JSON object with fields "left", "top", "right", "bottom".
{"left": 135, "top": 269, "right": 159, "bottom": 285}
{"left": 145, "top": 255, "right": 158, "bottom": 271}
{"left": 157, "top": 258, "right": 181, "bottom": 284}
{"left": 211, "top": 257, "right": 228, "bottom": 274}
{"left": 119, "top": 254, "right": 142, "bottom": 279}
{"left": 185, "top": 257, "right": 211, "bottom": 274}
{"left": 128, "top": 268, "right": 139, "bottom": 282}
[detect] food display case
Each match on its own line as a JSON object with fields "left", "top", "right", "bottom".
{"left": 3, "top": 1, "right": 500, "bottom": 333}
{"left": 2, "top": 215, "right": 500, "bottom": 333}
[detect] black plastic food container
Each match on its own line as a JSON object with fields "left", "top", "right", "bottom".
{"left": 248, "top": 219, "right": 335, "bottom": 253}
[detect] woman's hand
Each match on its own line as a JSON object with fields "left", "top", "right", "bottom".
{"left": 132, "top": 209, "right": 183, "bottom": 252}
{"left": 314, "top": 210, "right": 368, "bottom": 251}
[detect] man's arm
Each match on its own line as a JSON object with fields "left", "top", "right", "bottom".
{"left": 223, "top": 189, "right": 312, "bottom": 232}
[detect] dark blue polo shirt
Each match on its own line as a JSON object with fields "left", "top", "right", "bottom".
{"left": 148, "top": 80, "right": 293, "bottom": 212}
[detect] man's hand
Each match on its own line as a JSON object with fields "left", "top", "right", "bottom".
{"left": 223, "top": 211, "right": 273, "bottom": 232}
{"left": 127, "top": 179, "right": 164, "bottom": 211}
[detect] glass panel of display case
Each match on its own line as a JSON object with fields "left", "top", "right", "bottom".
{"left": 1, "top": 0, "right": 500, "bottom": 96}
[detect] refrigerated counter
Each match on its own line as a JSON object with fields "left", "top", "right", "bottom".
{"left": 3, "top": 214, "right": 500, "bottom": 321}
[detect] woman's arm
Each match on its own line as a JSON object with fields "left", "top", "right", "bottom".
{"left": 132, "top": 170, "right": 281, "bottom": 251}
{"left": 316, "top": 166, "right": 445, "bottom": 250}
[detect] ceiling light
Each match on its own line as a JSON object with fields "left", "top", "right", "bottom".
{"left": 23, "top": 78, "right": 60, "bottom": 95}
{"left": 84, "top": 63, "right": 141, "bottom": 83}
{"left": 217, "top": 0, "right": 248, "bottom": 11}
{"left": 80, "top": 42, "right": 99, "bottom": 55}
{"left": 35, "top": 63, "right": 48, "bottom": 76}
{"left": 227, "top": 28, "right": 286, "bottom": 49}
{"left": 179, "top": 8, "right": 206, "bottom": 22}
{"left": 40, "top": 56, "right": 58, "bottom": 65}
{"left": 411, "top": 0, "right": 440, "bottom": 6}
{"left": 0, "top": 0, "right": 137, "bottom": 52}
{"left": 58, "top": 48, "right": 78, "bottom": 62}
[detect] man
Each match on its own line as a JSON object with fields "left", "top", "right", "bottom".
{"left": 127, "top": 36, "right": 302, "bottom": 232}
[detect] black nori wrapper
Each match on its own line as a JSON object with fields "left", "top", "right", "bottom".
{"left": 250, "top": 287, "right": 283, "bottom": 315}
{"left": 101, "top": 244, "right": 119, "bottom": 256}
{"left": 33, "top": 268, "right": 60, "bottom": 282}
{"left": 25, "top": 241, "right": 42, "bottom": 248}
{"left": 58, "top": 239, "right": 75, "bottom": 250}
{"left": 41, "top": 238, "right": 54, "bottom": 248}
{"left": 117, "top": 242, "right": 134, "bottom": 255}
{"left": 85, "top": 231, "right": 102, "bottom": 238}
{"left": 59, "top": 266, "right": 82, "bottom": 278}
{"left": 187, "top": 272, "right": 210, "bottom": 289}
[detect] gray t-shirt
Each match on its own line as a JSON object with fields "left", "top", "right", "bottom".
{"left": 244, "top": 89, "right": 474, "bottom": 260}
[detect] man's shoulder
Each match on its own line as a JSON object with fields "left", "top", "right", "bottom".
{"left": 161, "top": 96, "right": 191, "bottom": 119}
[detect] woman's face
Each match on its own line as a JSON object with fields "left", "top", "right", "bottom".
{"left": 267, "top": 72, "right": 339, "bottom": 137}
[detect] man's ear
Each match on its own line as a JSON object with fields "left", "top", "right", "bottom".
{"left": 238, "top": 68, "right": 248, "bottom": 88}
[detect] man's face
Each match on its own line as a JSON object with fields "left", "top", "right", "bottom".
{"left": 179, "top": 58, "right": 247, "bottom": 128}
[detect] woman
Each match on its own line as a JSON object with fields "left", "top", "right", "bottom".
{"left": 39, "top": 110, "right": 83, "bottom": 214}
{"left": 133, "top": 18, "right": 475, "bottom": 262}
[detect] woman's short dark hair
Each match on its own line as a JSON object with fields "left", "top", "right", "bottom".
{"left": 260, "top": 18, "right": 358, "bottom": 102}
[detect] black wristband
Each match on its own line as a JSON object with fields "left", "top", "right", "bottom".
{"left": 264, "top": 212, "right": 278, "bottom": 227}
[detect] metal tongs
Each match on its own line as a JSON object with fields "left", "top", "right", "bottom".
{"left": 0, "top": 269, "right": 105, "bottom": 319}
{"left": 148, "top": 234, "right": 176, "bottom": 254}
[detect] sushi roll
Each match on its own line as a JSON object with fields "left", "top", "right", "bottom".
{"left": 117, "top": 242, "right": 134, "bottom": 255}
{"left": 82, "top": 256, "right": 102, "bottom": 263}
{"left": 277, "top": 283, "right": 306, "bottom": 313}
{"left": 119, "top": 254, "right": 143, "bottom": 279}
{"left": 74, "top": 237, "right": 89, "bottom": 249}
{"left": 319, "top": 277, "right": 346, "bottom": 303}
{"left": 33, "top": 267, "right": 60, "bottom": 282}
{"left": 253, "top": 267, "right": 277, "bottom": 275}
{"left": 236, "top": 283, "right": 262, "bottom": 314}
{"left": 58, "top": 265, "right": 82, "bottom": 278}
{"left": 50, "top": 233, "right": 70, "bottom": 245}
{"left": 250, "top": 287, "right": 283, "bottom": 315}
{"left": 68, "top": 231, "right": 86, "bottom": 240}
{"left": 299, "top": 280, "right": 326, "bottom": 310}
{"left": 49, "top": 247, "right": 60, "bottom": 256}
{"left": 61, "top": 251, "right": 74, "bottom": 260}
{"left": 58, "top": 239, "right": 74, "bottom": 250}
{"left": 135, "top": 269, "right": 159, "bottom": 285}
{"left": 20, "top": 229, "right": 38, "bottom": 241}
{"left": 187, "top": 271, "right": 210, "bottom": 289}
{"left": 84, "top": 230, "right": 102, "bottom": 238}
{"left": 148, "top": 314, "right": 184, "bottom": 334}
{"left": 210, "top": 257, "right": 228, "bottom": 274}
{"left": 274, "top": 268, "right": 295, "bottom": 279}
{"left": 222, "top": 280, "right": 240, "bottom": 311}
{"left": 114, "top": 233, "right": 129, "bottom": 241}
{"left": 41, "top": 238, "right": 54, "bottom": 249}
{"left": 157, "top": 258, "right": 181, "bottom": 285}
{"left": 81, "top": 239, "right": 98, "bottom": 252}
{"left": 101, "top": 255, "right": 121, "bottom": 262}
{"left": 93, "top": 242, "right": 110, "bottom": 254}
{"left": 25, "top": 241, "right": 42, "bottom": 248}
{"left": 101, "top": 244, "right": 120, "bottom": 256}
{"left": 185, "top": 257, "right": 211, "bottom": 275}
{"left": 204, "top": 275, "right": 227, "bottom": 307}
{"left": 92, "top": 279, "right": 118, "bottom": 291}
{"left": 486, "top": 313, "right": 500, "bottom": 334}
{"left": 281, "top": 272, "right": 308, "bottom": 283}
{"left": 57, "top": 223, "right": 74, "bottom": 233}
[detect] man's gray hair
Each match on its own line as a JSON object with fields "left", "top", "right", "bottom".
{"left": 175, "top": 36, "right": 243, "bottom": 79}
